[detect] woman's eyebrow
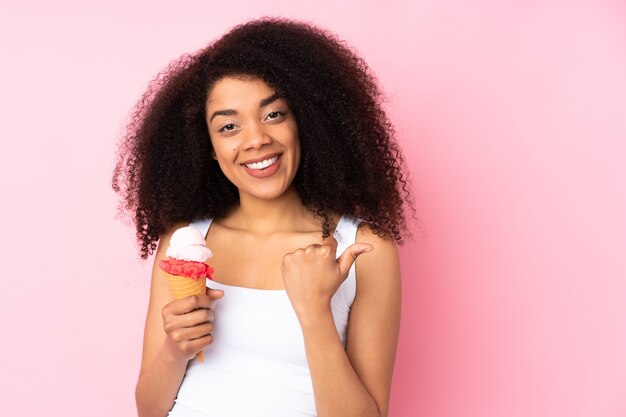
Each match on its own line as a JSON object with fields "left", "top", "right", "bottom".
{"left": 209, "top": 109, "right": 237, "bottom": 123}
{"left": 208, "top": 93, "right": 283, "bottom": 123}
{"left": 259, "top": 92, "right": 281, "bottom": 107}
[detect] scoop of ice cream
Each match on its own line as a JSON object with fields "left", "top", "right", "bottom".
{"left": 166, "top": 226, "right": 213, "bottom": 262}
{"left": 159, "top": 258, "right": 214, "bottom": 279}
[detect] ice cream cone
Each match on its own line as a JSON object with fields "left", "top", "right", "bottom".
{"left": 166, "top": 273, "right": 207, "bottom": 362}
{"left": 160, "top": 226, "right": 215, "bottom": 364}
{"left": 166, "top": 273, "right": 207, "bottom": 299}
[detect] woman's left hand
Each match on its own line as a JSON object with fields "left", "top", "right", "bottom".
{"left": 281, "top": 236, "right": 373, "bottom": 320}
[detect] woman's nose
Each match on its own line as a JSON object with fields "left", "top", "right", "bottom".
{"left": 242, "top": 122, "right": 272, "bottom": 150}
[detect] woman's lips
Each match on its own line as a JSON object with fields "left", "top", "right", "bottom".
{"left": 240, "top": 152, "right": 281, "bottom": 165}
{"left": 243, "top": 154, "right": 282, "bottom": 178}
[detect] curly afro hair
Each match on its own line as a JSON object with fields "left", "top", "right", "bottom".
{"left": 113, "top": 17, "right": 414, "bottom": 259}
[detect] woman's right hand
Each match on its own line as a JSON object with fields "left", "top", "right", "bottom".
{"left": 161, "top": 288, "right": 224, "bottom": 362}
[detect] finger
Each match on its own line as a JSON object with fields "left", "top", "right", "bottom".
{"left": 324, "top": 235, "right": 339, "bottom": 253}
{"left": 304, "top": 243, "right": 323, "bottom": 255}
{"left": 168, "top": 323, "right": 213, "bottom": 344}
{"left": 180, "top": 334, "right": 214, "bottom": 357}
{"left": 176, "top": 307, "right": 215, "bottom": 328}
{"left": 166, "top": 294, "right": 213, "bottom": 316}
{"left": 175, "top": 321, "right": 214, "bottom": 342}
{"left": 207, "top": 288, "right": 225, "bottom": 300}
{"left": 206, "top": 288, "right": 224, "bottom": 309}
{"left": 163, "top": 307, "right": 213, "bottom": 334}
{"left": 336, "top": 243, "right": 374, "bottom": 279}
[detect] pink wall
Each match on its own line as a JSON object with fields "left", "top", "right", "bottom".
{"left": 1, "top": 1, "right": 625, "bottom": 416}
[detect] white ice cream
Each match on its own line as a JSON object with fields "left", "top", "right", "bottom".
{"left": 166, "top": 226, "right": 212, "bottom": 262}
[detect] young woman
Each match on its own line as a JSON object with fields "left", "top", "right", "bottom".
{"left": 113, "top": 18, "right": 412, "bottom": 417}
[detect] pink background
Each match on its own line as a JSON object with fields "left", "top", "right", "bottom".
{"left": 1, "top": 1, "right": 625, "bottom": 416}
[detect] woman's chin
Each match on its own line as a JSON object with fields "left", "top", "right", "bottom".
{"left": 238, "top": 182, "right": 298, "bottom": 202}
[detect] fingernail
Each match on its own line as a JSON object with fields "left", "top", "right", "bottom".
{"left": 209, "top": 300, "right": 217, "bottom": 308}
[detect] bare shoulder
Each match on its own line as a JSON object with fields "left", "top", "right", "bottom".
{"left": 351, "top": 220, "right": 401, "bottom": 324}
{"left": 355, "top": 221, "right": 398, "bottom": 255}
{"left": 354, "top": 221, "right": 401, "bottom": 289}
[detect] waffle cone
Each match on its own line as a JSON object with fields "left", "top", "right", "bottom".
{"left": 166, "top": 273, "right": 207, "bottom": 362}
{"left": 166, "top": 273, "right": 207, "bottom": 299}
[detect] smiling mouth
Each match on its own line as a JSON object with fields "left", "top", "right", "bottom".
{"left": 242, "top": 154, "right": 281, "bottom": 170}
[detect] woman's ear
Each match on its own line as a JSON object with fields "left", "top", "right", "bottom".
{"left": 211, "top": 150, "right": 217, "bottom": 160}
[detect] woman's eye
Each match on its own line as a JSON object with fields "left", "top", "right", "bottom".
{"left": 219, "top": 123, "right": 236, "bottom": 132}
{"left": 266, "top": 111, "right": 285, "bottom": 120}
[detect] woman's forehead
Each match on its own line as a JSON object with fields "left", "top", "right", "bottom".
{"left": 206, "top": 76, "right": 279, "bottom": 108}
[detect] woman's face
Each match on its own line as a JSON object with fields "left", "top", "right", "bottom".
{"left": 205, "top": 76, "right": 300, "bottom": 202}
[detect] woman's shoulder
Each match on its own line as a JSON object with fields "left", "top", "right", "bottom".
{"left": 355, "top": 220, "right": 397, "bottom": 250}
{"left": 353, "top": 219, "right": 400, "bottom": 285}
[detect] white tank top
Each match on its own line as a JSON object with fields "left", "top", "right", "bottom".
{"left": 168, "top": 214, "right": 363, "bottom": 417}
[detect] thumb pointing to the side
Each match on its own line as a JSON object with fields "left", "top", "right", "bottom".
{"left": 336, "top": 243, "right": 374, "bottom": 279}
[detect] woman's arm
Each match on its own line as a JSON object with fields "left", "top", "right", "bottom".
{"left": 282, "top": 223, "right": 402, "bottom": 417}
{"left": 135, "top": 224, "right": 223, "bottom": 417}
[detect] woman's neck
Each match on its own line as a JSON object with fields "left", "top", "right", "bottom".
{"left": 226, "top": 186, "right": 321, "bottom": 235}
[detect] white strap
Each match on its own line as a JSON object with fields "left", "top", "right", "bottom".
{"left": 190, "top": 217, "right": 212, "bottom": 237}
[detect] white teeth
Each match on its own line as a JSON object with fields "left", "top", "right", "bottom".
{"left": 245, "top": 155, "right": 279, "bottom": 170}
